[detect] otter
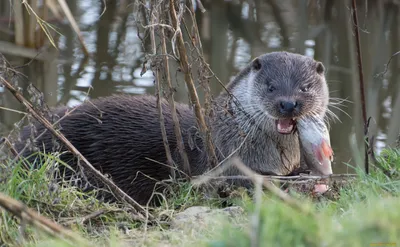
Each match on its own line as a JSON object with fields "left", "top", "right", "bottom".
{"left": 13, "top": 51, "right": 330, "bottom": 205}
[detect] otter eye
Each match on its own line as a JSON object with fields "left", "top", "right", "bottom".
{"left": 268, "top": 85, "right": 276, "bottom": 92}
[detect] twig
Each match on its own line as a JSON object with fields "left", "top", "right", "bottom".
{"left": 233, "top": 158, "right": 315, "bottom": 216}
{"left": 64, "top": 209, "right": 107, "bottom": 225}
{"left": 11, "top": 98, "right": 85, "bottom": 163}
{"left": 375, "top": 51, "right": 400, "bottom": 78}
{"left": 0, "top": 106, "right": 26, "bottom": 115}
{"left": 1, "top": 137, "right": 19, "bottom": 158}
{"left": 351, "top": 0, "right": 369, "bottom": 174}
{"left": 182, "top": 6, "right": 238, "bottom": 102}
{"left": 160, "top": 4, "right": 191, "bottom": 177}
{"left": 193, "top": 174, "right": 358, "bottom": 184}
{"left": 0, "top": 75, "right": 152, "bottom": 222}
{"left": 191, "top": 133, "right": 251, "bottom": 186}
{"left": 183, "top": 3, "right": 215, "bottom": 163}
{"left": 149, "top": 1, "right": 176, "bottom": 178}
{"left": 0, "top": 192, "right": 88, "bottom": 246}
{"left": 142, "top": 23, "right": 175, "bottom": 31}
{"left": 168, "top": 0, "right": 218, "bottom": 168}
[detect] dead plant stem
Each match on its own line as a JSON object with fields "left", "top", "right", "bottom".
{"left": 160, "top": 7, "right": 191, "bottom": 177}
{"left": 0, "top": 192, "right": 88, "bottom": 246}
{"left": 149, "top": 0, "right": 175, "bottom": 178}
{"left": 233, "top": 158, "right": 315, "bottom": 217}
{"left": 169, "top": 0, "right": 218, "bottom": 169}
{"left": 351, "top": 0, "right": 369, "bottom": 174}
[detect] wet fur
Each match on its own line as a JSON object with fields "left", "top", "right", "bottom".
{"left": 14, "top": 52, "right": 329, "bottom": 205}
{"left": 211, "top": 52, "right": 328, "bottom": 176}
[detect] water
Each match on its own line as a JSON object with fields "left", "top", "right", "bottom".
{"left": 0, "top": 0, "right": 399, "bottom": 174}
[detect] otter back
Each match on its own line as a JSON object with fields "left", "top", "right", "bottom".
{"left": 15, "top": 95, "right": 207, "bottom": 205}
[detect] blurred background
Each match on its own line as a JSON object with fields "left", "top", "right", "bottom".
{"left": 0, "top": 0, "right": 399, "bottom": 174}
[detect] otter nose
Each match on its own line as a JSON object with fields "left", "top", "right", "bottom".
{"left": 279, "top": 101, "right": 298, "bottom": 114}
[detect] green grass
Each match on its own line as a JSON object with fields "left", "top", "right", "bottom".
{"left": 0, "top": 148, "right": 399, "bottom": 247}
{"left": 208, "top": 148, "right": 400, "bottom": 247}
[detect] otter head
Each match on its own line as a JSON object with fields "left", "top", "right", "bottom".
{"left": 249, "top": 52, "right": 329, "bottom": 134}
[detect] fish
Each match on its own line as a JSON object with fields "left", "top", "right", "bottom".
{"left": 297, "top": 115, "right": 334, "bottom": 193}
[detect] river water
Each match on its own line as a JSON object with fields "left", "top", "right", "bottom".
{"left": 0, "top": 0, "right": 399, "bottom": 174}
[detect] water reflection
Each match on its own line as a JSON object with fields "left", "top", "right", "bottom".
{"left": 0, "top": 0, "right": 399, "bottom": 174}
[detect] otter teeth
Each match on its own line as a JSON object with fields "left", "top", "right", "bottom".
{"left": 276, "top": 119, "right": 295, "bottom": 134}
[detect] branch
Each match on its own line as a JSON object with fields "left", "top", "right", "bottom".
{"left": 233, "top": 158, "right": 316, "bottom": 217}
{"left": 0, "top": 192, "right": 88, "bottom": 246}
{"left": 351, "top": 0, "right": 369, "bottom": 174}
{"left": 149, "top": 0, "right": 176, "bottom": 177}
{"left": 169, "top": 0, "right": 218, "bottom": 168}
{"left": 160, "top": 3, "right": 191, "bottom": 177}
{"left": 193, "top": 174, "right": 357, "bottom": 184}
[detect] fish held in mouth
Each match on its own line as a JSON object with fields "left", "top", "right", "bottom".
{"left": 297, "top": 115, "right": 334, "bottom": 193}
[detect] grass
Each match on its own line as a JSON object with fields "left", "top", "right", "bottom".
{"left": 0, "top": 148, "right": 399, "bottom": 247}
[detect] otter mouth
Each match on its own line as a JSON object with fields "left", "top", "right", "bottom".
{"left": 275, "top": 119, "right": 296, "bottom": 134}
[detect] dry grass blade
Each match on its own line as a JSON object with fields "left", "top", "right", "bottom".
{"left": 0, "top": 74, "right": 152, "bottom": 222}
{"left": 0, "top": 192, "right": 88, "bottom": 246}
{"left": 22, "top": 0, "right": 59, "bottom": 49}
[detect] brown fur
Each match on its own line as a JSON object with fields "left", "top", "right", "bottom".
{"left": 14, "top": 52, "right": 330, "bottom": 205}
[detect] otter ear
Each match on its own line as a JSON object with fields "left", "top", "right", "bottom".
{"left": 252, "top": 58, "right": 262, "bottom": 71}
{"left": 316, "top": 62, "right": 325, "bottom": 75}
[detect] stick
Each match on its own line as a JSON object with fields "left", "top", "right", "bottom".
{"left": 161, "top": 0, "right": 192, "bottom": 176}
{"left": 64, "top": 209, "right": 107, "bottom": 225}
{"left": 232, "top": 158, "right": 315, "bottom": 216}
{"left": 0, "top": 192, "right": 88, "bottom": 246}
{"left": 351, "top": 0, "right": 369, "bottom": 174}
{"left": 0, "top": 75, "right": 152, "bottom": 221}
{"left": 193, "top": 174, "right": 357, "bottom": 184}
{"left": 161, "top": 19, "right": 191, "bottom": 176}
{"left": 168, "top": 0, "right": 218, "bottom": 169}
{"left": 149, "top": 0, "right": 176, "bottom": 177}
